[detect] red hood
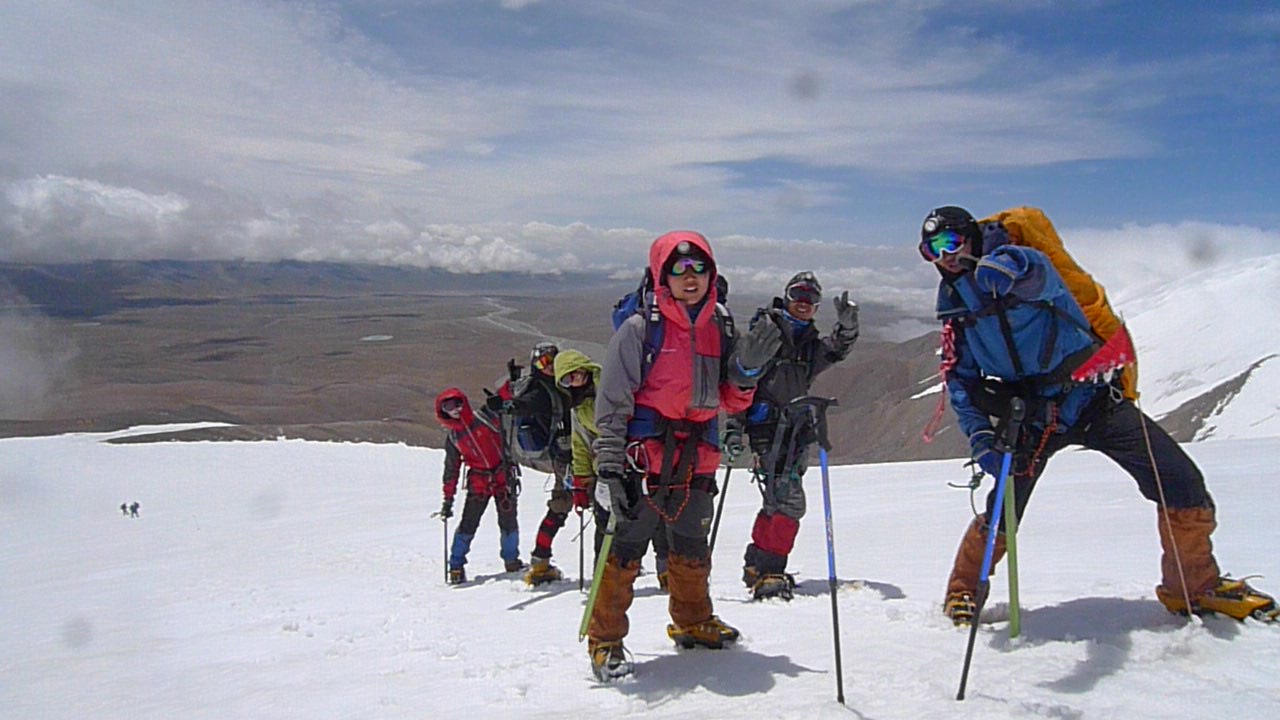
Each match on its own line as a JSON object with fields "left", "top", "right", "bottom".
{"left": 434, "top": 387, "right": 475, "bottom": 430}
{"left": 648, "top": 230, "right": 719, "bottom": 304}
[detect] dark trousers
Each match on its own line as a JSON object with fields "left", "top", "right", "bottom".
{"left": 611, "top": 477, "right": 717, "bottom": 564}
{"left": 988, "top": 398, "right": 1212, "bottom": 532}
{"left": 456, "top": 492, "right": 519, "bottom": 536}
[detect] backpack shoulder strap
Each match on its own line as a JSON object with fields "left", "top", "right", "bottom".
{"left": 639, "top": 294, "right": 663, "bottom": 378}
{"left": 714, "top": 303, "right": 737, "bottom": 381}
{"left": 715, "top": 302, "right": 735, "bottom": 340}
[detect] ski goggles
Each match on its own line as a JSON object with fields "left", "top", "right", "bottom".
{"left": 530, "top": 342, "right": 558, "bottom": 370}
{"left": 558, "top": 368, "right": 590, "bottom": 388}
{"left": 668, "top": 257, "right": 709, "bottom": 276}
{"left": 785, "top": 282, "right": 821, "bottom": 305}
{"left": 440, "top": 398, "right": 463, "bottom": 416}
{"left": 919, "top": 229, "right": 967, "bottom": 262}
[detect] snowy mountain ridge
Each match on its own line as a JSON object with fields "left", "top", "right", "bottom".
{"left": 1122, "top": 252, "right": 1280, "bottom": 440}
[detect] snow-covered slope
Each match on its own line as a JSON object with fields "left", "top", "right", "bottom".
{"left": 3, "top": 430, "right": 1278, "bottom": 719}
{"left": 1122, "top": 253, "right": 1280, "bottom": 439}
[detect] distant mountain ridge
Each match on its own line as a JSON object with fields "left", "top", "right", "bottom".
{"left": 0, "top": 260, "right": 621, "bottom": 319}
{"left": 1, "top": 255, "right": 1275, "bottom": 461}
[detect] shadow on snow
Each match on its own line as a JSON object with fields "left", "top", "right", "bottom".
{"left": 981, "top": 596, "right": 1236, "bottom": 694}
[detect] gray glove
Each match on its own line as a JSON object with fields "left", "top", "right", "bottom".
{"left": 832, "top": 290, "right": 859, "bottom": 345}
{"left": 731, "top": 317, "right": 783, "bottom": 386}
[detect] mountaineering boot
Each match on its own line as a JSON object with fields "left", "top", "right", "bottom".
{"left": 742, "top": 564, "right": 761, "bottom": 589}
{"left": 1157, "top": 577, "right": 1279, "bottom": 622}
{"left": 589, "top": 640, "right": 634, "bottom": 681}
{"left": 751, "top": 573, "right": 795, "bottom": 601}
{"left": 666, "top": 554, "right": 714, "bottom": 627}
{"left": 1154, "top": 505, "right": 1220, "bottom": 601}
{"left": 943, "top": 514, "right": 1005, "bottom": 620}
{"left": 523, "top": 557, "right": 564, "bottom": 585}
{"left": 447, "top": 567, "right": 467, "bottom": 585}
{"left": 504, "top": 558, "right": 527, "bottom": 573}
{"left": 666, "top": 616, "right": 741, "bottom": 649}
{"left": 944, "top": 591, "right": 977, "bottom": 626}
{"left": 586, "top": 556, "right": 642, "bottom": 647}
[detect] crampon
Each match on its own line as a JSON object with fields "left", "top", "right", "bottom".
{"left": 944, "top": 591, "right": 977, "bottom": 626}
{"left": 1157, "top": 577, "right": 1279, "bottom": 622}
{"left": 589, "top": 640, "right": 634, "bottom": 681}
{"left": 666, "top": 616, "right": 740, "bottom": 649}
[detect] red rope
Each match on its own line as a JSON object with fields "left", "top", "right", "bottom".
{"left": 922, "top": 321, "right": 958, "bottom": 443}
{"left": 1018, "top": 404, "right": 1056, "bottom": 478}
{"left": 643, "top": 465, "right": 693, "bottom": 524}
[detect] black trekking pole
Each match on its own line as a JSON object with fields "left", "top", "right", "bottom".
{"left": 430, "top": 506, "right": 451, "bottom": 582}
{"left": 818, "top": 446, "right": 846, "bottom": 704}
{"left": 708, "top": 464, "right": 733, "bottom": 554}
{"left": 957, "top": 397, "right": 1025, "bottom": 701}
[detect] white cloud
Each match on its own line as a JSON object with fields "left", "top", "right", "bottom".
{"left": 2, "top": 1, "right": 1251, "bottom": 256}
{"left": 3, "top": 175, "right": 190, "bottom": 261}
{"left": 0, "top": 310, "right": 78, "bottom": 418}
{"left": 0, "top": 0, "right": 1276, "bottom": 320}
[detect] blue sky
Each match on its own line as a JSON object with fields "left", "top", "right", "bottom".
{"left": 1, "top": 0, "right": 1278, "bottom": 300}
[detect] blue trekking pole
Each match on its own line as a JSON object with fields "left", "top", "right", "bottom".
{"left": 818, "top": 446, "right": 845, "bottom": 705}
{"left": 957, "top": 397, "right": 1025, "bottom": 701}
{"left": 800, "top": 396, "right": 844, "bottom": 706}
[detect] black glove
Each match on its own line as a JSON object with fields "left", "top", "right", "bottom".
{"left": 731, "top": 318, "right": 783, "bottom": 386}
{"left": 483, "top": 392, "right": 505, "bottom": 414}
{"left": 832, "top": 290, "right": 859, "bottom": 345}
{"left": 969, "top": 429, "right": 1004, "bottom": 478}
{"left": 595, "top": 467, "right": 637, "bottom": 521}
{"left": 439, "top": 497, "right": 454, "bottom": 519}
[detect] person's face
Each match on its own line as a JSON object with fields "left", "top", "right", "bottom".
{"left": 934, "top": 245, "right": 971, "bottom": 275}
{"left": 667, "top": 256, "right": 710, "bottom": 305}
{"left": 786, "top": 299, "right": 817, "bottom": 321}
{"left": 559, "top": 368, "right": 590, "bottom": 389}
{"left": 532, "top": 349, "right": 556, "bottom": 376}
{"left": 441, "top": 398, "right": 463, "bottom": 419}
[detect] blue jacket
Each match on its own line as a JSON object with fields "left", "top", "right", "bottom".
{"left": 936, "top": 245, "right": 1102, "bottom": 457}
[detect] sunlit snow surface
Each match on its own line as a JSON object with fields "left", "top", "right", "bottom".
{"left": 3, "top": 428, "right": 1278, "bottom": 719}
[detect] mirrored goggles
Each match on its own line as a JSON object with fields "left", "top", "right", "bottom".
{"left": 440, "top": 398, "right": 463, "bottom": 415}
{"left": 786, "top": 283, "right": 821, "bottom": 305}
{"left": 558, "top": 368, "right": 590, "bottom": 388}
{"left": 919, "top": 229, "right": 966, "bottom": 262}
{"left": 669, "top": 257, "right": 709, "bottom": 276}
{"left": 532, "top": 352, "right": 555, "bottom": 371}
